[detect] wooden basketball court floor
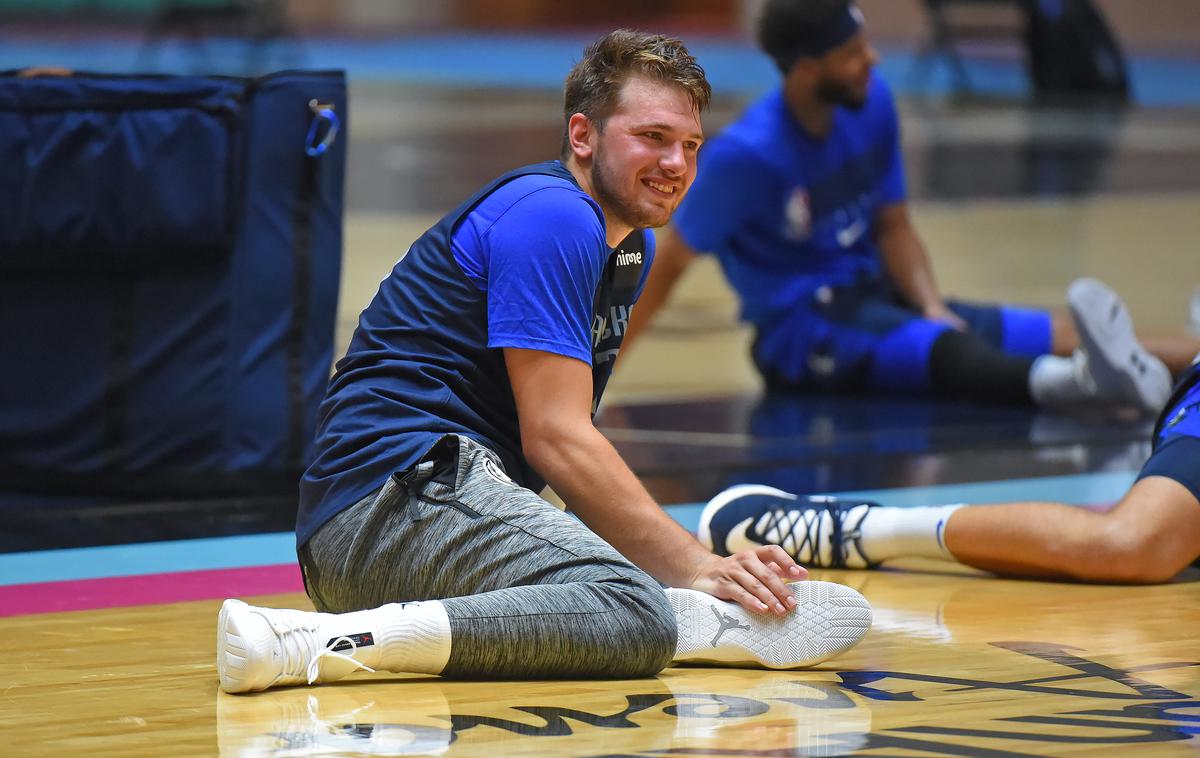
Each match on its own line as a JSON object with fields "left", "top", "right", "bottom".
{"left": 5, "top": 75, "right": 1200, "bottom": 758}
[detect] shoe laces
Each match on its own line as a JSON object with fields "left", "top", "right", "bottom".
{"left": 263, "top": 614, "right": 377, "bottom": 685}
{"left": 753, "top": 504, "right": 825, "bottom": 563}
{"left": 752, "top": 497, "right": 871, "bottom": 568}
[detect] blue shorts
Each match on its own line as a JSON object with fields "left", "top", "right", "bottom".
{"left": 1137, "top": 364, "right": 1200, "bottom": 504}
{"left": 752, "top": 280, "right": 1052, "bottom": 392}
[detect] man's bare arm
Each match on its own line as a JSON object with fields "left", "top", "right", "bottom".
{"left": 504, "top": 347, "right": 805, "bottom": 614}
{"left": 876, "top": 202, "right": 965, "bottom": 329}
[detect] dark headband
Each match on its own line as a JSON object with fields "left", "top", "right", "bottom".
{"left": 772, "top": 3, "right": 864, "bottom": 71}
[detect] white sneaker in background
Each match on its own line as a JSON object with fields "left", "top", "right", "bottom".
{"left": 1067, "top": 277, "right": 1171, "bottom": 414}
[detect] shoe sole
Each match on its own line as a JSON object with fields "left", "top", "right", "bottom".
{"left": 668, "top": 581, "right": 871, "bottom": 669}
{"left": 697, "top": 483, "right": 797, "bottom": 554}
{"left": 217, "top": 598, "right": 253, "bottom": 694}
{"left": 1068, "top": 278, "right": 1170, "bottom": 413}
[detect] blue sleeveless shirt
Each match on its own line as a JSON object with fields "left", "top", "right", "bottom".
{"left": 297, "top": 161, "right": 652, "bottom": 545}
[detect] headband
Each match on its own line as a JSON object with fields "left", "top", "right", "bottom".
{"left": 772, "top": 3, "right": 864, "bottom": 71}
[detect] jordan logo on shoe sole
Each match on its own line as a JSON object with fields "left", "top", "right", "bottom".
{"left": 710, "top": 607, "right": 751, "bottom": 647}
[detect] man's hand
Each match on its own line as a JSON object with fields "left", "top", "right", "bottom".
{"left": 689, "top": 546, "right": 809, "bottom": 615}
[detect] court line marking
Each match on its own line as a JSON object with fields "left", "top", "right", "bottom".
{"left": 0, "top": 532, "right": 297, "bottom": 586}
{"left": 0, "top": 564, "right": 303, "bottom": 618}
{"left": 0, "top": 470, "right": 1136, "bottom": 586}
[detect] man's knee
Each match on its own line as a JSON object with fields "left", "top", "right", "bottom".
{"left": 928, "top": 329, "right": 1034, "bottom": 404}
{"left": 606, "top": 574, "right": 677, "bottom": 676}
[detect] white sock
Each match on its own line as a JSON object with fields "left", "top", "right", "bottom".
{"left": 857, "top": 505, "right": 962, "bottom": 563}
{"left": 319, "top": 600, "right": 452, "bottom": 675}
{"left": 1028, "top": 352, "right": 1097, "bottom": 407}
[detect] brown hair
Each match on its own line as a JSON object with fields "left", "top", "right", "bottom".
{"left": 561, "top": 29, "right": 711, "bottom": 157}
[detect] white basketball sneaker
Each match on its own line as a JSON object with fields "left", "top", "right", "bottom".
{"left": 668, "top": 581, "right": 871, "bottom": 669}
{"left": 1068, "top": 278, "right": 1171, "bottom": 415}
{"left": 217, "top": 599, "right": 375, "bottom": 694}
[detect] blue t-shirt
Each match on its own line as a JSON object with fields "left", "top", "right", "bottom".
{"left": 672, "top": 73, "right": 905, "bottom": 329}
{"left": 297, "top": 161, "right": 653, "bottom": 545}
{"left": 1155, "top": 362, "right": 1200, "bottom": 449}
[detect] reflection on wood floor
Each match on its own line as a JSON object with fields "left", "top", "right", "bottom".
{"left": 6, "top": 568, "right": 1198, "bottom": 756}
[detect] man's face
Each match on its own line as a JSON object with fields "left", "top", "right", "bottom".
{"left": 588, "top": 75, "right": 704, "bottom": 232}
{"left": 815, "top": 32, "right": 878, "bottom": 110}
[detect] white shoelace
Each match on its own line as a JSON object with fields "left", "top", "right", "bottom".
{"left": 754, "top": 508, "right": 815, "bottom": 559}
{"left": 306, "top": 636, "right": 378, "bottom": 685}
{"left": 266, "top": 616, "right": 377, "bottom": 685}
{"left": 753, "top": 502, "right": 873, "bottom": 567}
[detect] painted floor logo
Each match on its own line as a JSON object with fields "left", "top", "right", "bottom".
{"left": 214, "top": 642, "right": 1199, "bottom": 756}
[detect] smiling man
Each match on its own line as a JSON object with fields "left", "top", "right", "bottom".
{"left": 216, "top": 30, "right": 870, "bottom": 694}
{"left": 623, "top": 0, "right": 1194, "bottom": 414}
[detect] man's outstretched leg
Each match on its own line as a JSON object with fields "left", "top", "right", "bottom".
{"left": 698, "top": 478, "right": 1199, "bottom": 583}
{"left": 218, "top": 437, "right": 871, "bottom": 693}
{"left": 217, "top": 578, "right": 872, "bottom": 693}
{"left": 699, "top": 358, "right": 1200, "bottom": 583}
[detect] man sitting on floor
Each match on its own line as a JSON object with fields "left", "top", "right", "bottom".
{"left": 216, "top": 30, "right": 871, "bottom": 695}
{"left": 623, "top": 0, "right": 1198, "bottom": 414}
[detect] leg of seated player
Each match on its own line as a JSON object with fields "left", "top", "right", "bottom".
{"left": 759, "top": 279, "right": 1169, "bottom": 413}
{"left": 1141, "top": 336, "right": 1200, "bottom": 377}
{"left": 700, "top": 475, "right": 1199, "bottom": 583}
{"left": 218, "top": 436, "right": 677, "bottom": 693}
{"left": 700, "top": 361, "right": 1200, "bottom": 582}
{"left": 897, "top": 349, "right": 1200, "bottom": 581}
{"left": 935, "top": 278, "right": 1171, "bottom": 413}
{"left": 941, "top": 475, "right": 1200, "bottom": 582}
{"left": 219, "top": 436, "right": 871, "bottom": 693}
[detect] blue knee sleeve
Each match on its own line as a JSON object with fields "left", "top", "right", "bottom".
{"left": 866, "top": 319, "right": 949, "bottom": 393}
{"left": 1000, "top": 306, "right": 1052, "bottom": 357}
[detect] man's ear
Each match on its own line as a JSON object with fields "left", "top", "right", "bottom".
{"left": 786, "top": 57, "right": 819, "bottom": 86}
{"left": 566, "top": 112, "right": 595, "bottom": 162}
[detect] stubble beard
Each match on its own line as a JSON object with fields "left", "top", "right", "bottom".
{"left": 817, "top": 76, "right": 868, "bottom": 111}
{"left": 591, "top": 143, "right": 673, "bottom": 232}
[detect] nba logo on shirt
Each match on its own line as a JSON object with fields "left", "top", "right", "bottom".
{"left": 783, "top": 187, "right": 812, "bottom": 241}
{"left": 1164, "top": 403, "right": 1192, "bottom": 431}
